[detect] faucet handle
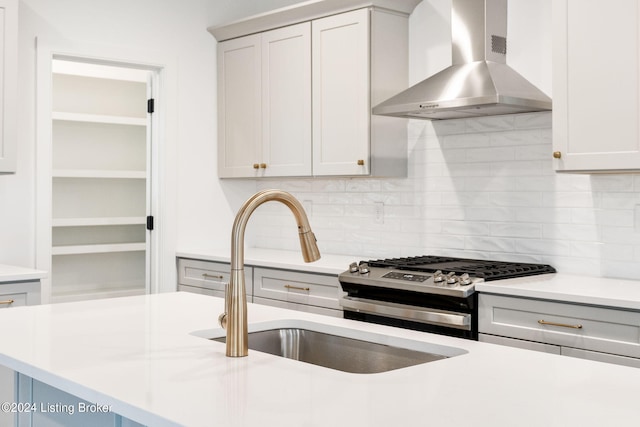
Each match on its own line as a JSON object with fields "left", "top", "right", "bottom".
{"left": 218, "top": 312, "right": 227, "bottom": 330}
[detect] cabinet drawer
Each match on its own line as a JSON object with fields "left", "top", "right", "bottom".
{"left": 0, "top": 292, "right": 27, "bottom": 309}
{"left": 479, "top": 294, "right": 640, "bottom": 358}
{"left": 177, "top": 258, "right": 252, "bottom": 294}
{"left": 253, "top": 267, "right": 343, "bottom": 310}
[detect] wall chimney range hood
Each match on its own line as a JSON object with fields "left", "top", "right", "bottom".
{"left": 373, "top": 0, "right": 551, "bottom": 120}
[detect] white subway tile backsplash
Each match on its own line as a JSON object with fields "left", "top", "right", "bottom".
{"left": 247, "top": 112, "right": 640, "bottom": 280}
{"left": 465, "top": 115, "right": 516, "bottom": 132}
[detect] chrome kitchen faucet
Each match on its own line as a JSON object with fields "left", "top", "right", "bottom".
{"left": 218, "top": 189, "right": 321, "bottom": 357}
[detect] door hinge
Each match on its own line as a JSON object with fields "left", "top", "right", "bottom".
{"left": 146, "top": 215, "right": 154, "bottom": 231}
{"left": 147, "top": 98, "right": 155, "bottom": 114}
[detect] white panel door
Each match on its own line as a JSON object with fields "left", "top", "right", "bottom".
{"left": 312, "top": 9, "right": 370, "bottom": 176}
{"left": 261, "top": 23, "right": 312, "bottom": 177}
{"left": 553, "top": 0, "right": 640, "bottom": 172}
{"left": 217, "top": 34, "right": 262, "bottom": 177}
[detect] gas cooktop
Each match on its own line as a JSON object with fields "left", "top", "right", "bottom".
{"left": 366, "top": 255, "right": 556, "bottom": 281}
{"left": 338, "top": 255, "right": 557, "bottom": 298}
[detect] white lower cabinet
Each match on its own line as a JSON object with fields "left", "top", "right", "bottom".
{"left": 0, "top": 280, "right": 41, "bottom": 427}
{"left": 253, "top": 267, "right": 343, "bottom": 316}
{"left": 177, "top": 258, "right": 253, "bottom": 301}
{"left": 177, "top": 258, "right": 343, "bottom": 317}
{"left": 16, "top": 374, "right": 142, "bottom": 427}
{"left": 479, "top": 293, "right": 640, "bottom": 368}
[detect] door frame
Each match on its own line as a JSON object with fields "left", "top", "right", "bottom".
{"left": 35, "top": 38, "right": 174, "bottom": 302}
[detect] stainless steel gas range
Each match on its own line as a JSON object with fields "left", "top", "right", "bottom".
{"left": 338, "top": 255, "right": 556, "bottom": 340}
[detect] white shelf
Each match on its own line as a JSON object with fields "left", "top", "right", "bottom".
{"left": 52, "top": 169, "right": 146, "bottom": 179}
{"left": 52, "top": 243, "right": 146, "bottom": 256}
{"left": 52, "top": 111, "right": 146, "bottom": 126}
{"left": 52, "top": 217, "right": 146, "bottom": 227}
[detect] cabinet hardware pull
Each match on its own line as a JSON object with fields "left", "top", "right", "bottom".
{"left": 284, "top": 284, "right": 310, "bottom": 292}
{"left": 552, "top": 151, "right": 562, "bottom": 159}
{"left": 202, "top": 273, "right": 224, "bottom": 280}
{"left": 357, "top": 159, "right": 365, "bottom": 166}
{"left": 0, "top": 300, "right": 14, "bottom": 305}
{"left": 260, "top": 163, "right": 267, "bottom": 169}
{"left": 253, "top": 163, "right": 260, "bottom": 169}
{"left": 538, "top": 319, "right": 582, "bottom": 329}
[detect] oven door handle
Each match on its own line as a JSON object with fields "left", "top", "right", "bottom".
{"left": 340, "top": 296, "right": 471, "bottom": 330}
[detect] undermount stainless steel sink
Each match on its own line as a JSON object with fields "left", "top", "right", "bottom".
{"left": 207, "top": 322, "right": 466, "bottom": 374}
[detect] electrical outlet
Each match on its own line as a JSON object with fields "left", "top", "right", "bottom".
{"left": 374, "top": 202, "right": 384, "bottom": 224}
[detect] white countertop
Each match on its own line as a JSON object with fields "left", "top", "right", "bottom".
{"left": 0, "top": 292, "right": 639, "bottom": 426}
{"left": 178, "top": 249, "right": 640, "bottom": 310}
{"left": 177, "top": 247, "right": 356, "bottom": 275}
{"left": 477, "top": 273, "right": 640, "bottom": 310}
{"left": 0, "top": 264, "right": 46, "bottom": 283}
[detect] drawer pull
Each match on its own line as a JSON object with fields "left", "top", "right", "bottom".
{"left": 0, "top": 300, "right": 14, "bottom": 306}
{"left": 202, "top": 273, "right": 224, "bottom": 280}
{"left": 284, "top": 284, "right": 310, "bottom": 292}
{"left": 538, "top": 319, "right": 583, "bottom": 329}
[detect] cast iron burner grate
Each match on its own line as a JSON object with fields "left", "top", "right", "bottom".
{"left": 366, "top": 256, "right": 556, "bottom": 281}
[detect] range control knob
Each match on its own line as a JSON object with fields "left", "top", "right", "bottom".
{"left": 358, "top": 263, "right": 370, "bottom": 275}
{"left": 446, "top": 272, "right": 458, "bottom": 286}
{"left": 433, "top": 270, "right": 445, "bottom": 283}
{"left": 459, "top": 273, "right": 472, "bottom": 286}
{"left": 349, "top": 262, "right": 359, "bottom": 273}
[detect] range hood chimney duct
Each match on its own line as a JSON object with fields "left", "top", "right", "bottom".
{"left": 373, "top": 0, "right": 551, "bottom": 120}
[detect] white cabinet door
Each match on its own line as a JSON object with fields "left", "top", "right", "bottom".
{"left": 262, "top": 23, "right": 312, "bottom": 177}
{"left": 312, "top": 9, "right": 371, "bottom": 176}
{"left": 0, "top": 0, "right": 17, "bottom": 173}
{"left": 217, "top": 34, "right": 262, "bottom": 178}
{"left": 553, "top": 0, "right": 640, "bottom": 172}
{"left": 218, "top": 26, "right": 311, "bottom": 178}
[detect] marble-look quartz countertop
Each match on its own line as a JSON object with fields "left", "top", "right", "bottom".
{"left": 0, "top": 292, "right": 639, "bottom": 426}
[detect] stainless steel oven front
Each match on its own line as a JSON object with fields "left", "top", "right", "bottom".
{"left": 338, "top": 256, "right": 556, "bottom": 340}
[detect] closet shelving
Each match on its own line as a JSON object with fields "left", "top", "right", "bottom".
{"left": 50, "top": 60, "right": 150, "bottom": 302}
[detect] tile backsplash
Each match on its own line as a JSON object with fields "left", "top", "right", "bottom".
{"left": 251, "top": 112, "right": 640, "bottom": 280}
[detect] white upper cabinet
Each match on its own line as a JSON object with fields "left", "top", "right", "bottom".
{"left": 312, "top": 10, "right": 370, "bottom": 176}
{"left": 0, "top": 0, "right": 17, "bottom": 173}
{"left": 262, "top": 23, "right": 312, "bottom": 177}
{"left": 217, "top": 34, "right": 262, "bottom": 178}
{"left": 212, "top": 1, "right": 414, "bottom": 178}
{"left": 553, "top": 0, "right": 640, "bottom": 172}
{"left": 217, "top": 24, "right": 311, "bottom": 178}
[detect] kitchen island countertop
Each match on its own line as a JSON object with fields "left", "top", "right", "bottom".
{"left": 0, "top": 292, "right": 639, "bottom": 426}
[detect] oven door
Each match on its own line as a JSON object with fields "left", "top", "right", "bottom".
{"left": 340, "top": 296, "right": 477, "bottom": 340}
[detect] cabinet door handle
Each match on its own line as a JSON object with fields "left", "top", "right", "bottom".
{"left": 253, "top": 163, "right": 260, "bottom": 169}
{"left": 260, "top": 163, "right": 267, "bottom": 169}
{"left": 357, "top": 159, "right": 365, "bottom": 166}
{"left": 202, "top": 273, "right": 224, "bottom": 280}
{"left": 0, "top": 300, "right": 14, "bottom": 306}
{"left": 538, "top": 319, "right": 582, "bottom": 329}
{"left": 552, "top": 151, "right": 562, "bottom": 159}
{"left": 284, "top": 284, "right": 310, "bottom": 292}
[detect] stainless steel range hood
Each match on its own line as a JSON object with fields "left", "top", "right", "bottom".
{"left": 373, "top": 0, "right": 551, "bottom": 120}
